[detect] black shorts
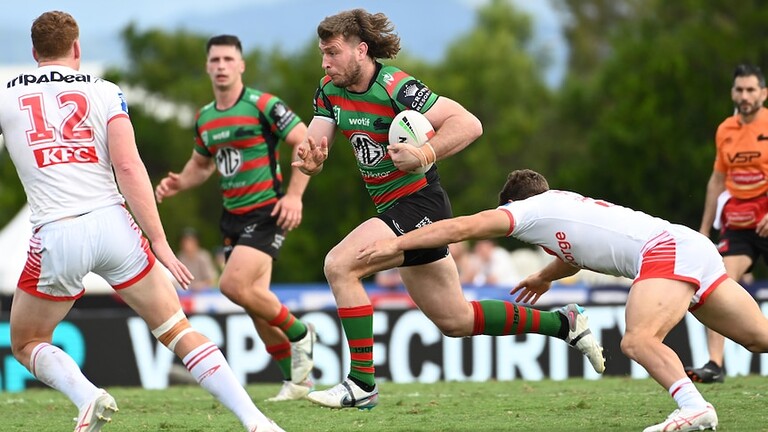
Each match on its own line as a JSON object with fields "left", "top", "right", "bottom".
{"left": 220, "top": 205, "right": 285, "bottom": 261}
{"left": 376, "top": 182, "right": 452, "bottom": 267}
{"left": 717, "top": 228, "right": 768, "bottom": 270}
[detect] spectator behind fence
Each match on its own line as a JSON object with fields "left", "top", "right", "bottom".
{"left": 470, "top": 239, "right": 517, "bottom": 287}
{"left": 213, "top": 246, "right": 227, "bottom": 274}
{"left": 177, "top": 228, "right": 219, "bottom": 292}
{"left": 448, "top": 241, "right": 478, "bottom": 285}
{"left": 373, "top": 268, "right": 403, "bottom": 291}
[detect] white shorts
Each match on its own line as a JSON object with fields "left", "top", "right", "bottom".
{"left": 18, "top": 205, "right": 156, "bottom": 300}
{"left": 635, "top": 225, "right": 728, "bottom": 310}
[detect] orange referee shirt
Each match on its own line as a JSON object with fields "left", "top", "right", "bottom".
{"left": 714, "top": 107, "right": 768, "bottom": 199}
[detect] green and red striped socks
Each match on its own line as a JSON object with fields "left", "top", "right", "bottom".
{"left": 338, "top": 304, "right": 375, "bottom": 387}
{"left": 267, "top": 305, "right": 308, "bottom": 381}
{"left": 470, "top": 300, "right": 566, "bottom": 338}
{"left": 335, "top": 301, "right": 565, "bottom": 388}
{"left": 269, "top": 304, "right": 308, "bottom": 341}
{"left": 265, "top": 342, "right": 292, "bottom": 380}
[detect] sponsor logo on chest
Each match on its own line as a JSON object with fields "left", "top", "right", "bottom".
{"left": 212, "top": 130, "right": 231, "bottom": 141}
{"left": 349, "top": 117, "right": 370, "bottom": 127}
{"left": 34, "top": 146, "right": 98, "bottom": 167}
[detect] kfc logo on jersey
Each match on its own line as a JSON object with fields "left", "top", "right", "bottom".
{"left": 34, "top": 146, "right": 99, "bottom": 167}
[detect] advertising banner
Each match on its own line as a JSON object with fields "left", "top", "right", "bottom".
{"left": 1, "top": 304, "right": 767, "bottom": 392}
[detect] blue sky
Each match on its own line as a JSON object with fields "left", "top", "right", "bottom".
{"left": 0, "top": 0, "right": 566, "bottom": 86}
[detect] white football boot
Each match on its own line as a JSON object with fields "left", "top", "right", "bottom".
{"left": 265, "top": 378, "right": 314, "bottom": 402}
{"left": 290, "top": 323, "right": 316, "bottom": 384}
{"left": 306, "top": 378, "right": 379, "bottom": 410}
{"left": 245, "top": 418, "right": 286, "bottom": 432}
{"left": 643, "top": 404, "right": 718, "bottom": 431}
{"left": 73, "top": 389, "right": 118, "bottom": 432}
{"left": 559, "top": 303, "right": 606, "bottom": 373}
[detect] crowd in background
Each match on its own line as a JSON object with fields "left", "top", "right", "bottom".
{"left": 364, "top": 239, "right": 629, "bottom": 291}
{"left": 177, "top": 229, "right": 633, "bottom": 294}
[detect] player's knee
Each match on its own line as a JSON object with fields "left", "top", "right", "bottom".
{"left": 741, "top": 334, "right": 768, "bottom": 353}
{"left": 619, "top": 333, "right": 644, "bottom": 360}
{"left": 323, "top": 250, "right": 340, "bottom": 279}
{"left": 432, "top": 317, "right": 467, "bottom": 338}
{"left": 323, "top": 250, "right": 351, "bottom": 283}
{"left": 10, "top": 340, "right": 31, "bottom": 364}
{"left": 151, "top": 310, "right": 195, "bottom": 352}
{"left": 11, "top": 338, "right": 46, "bottom": 367}
{"left": 218, "top": 274, "right": 246, "bottom": 302}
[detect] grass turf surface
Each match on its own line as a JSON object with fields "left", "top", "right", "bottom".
{"left": 0, "top": 376, "right": 765, "bottom": 431}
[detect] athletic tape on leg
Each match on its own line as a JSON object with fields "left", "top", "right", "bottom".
{"left": 151, "top": 309, "right": 194, "bottom": 351}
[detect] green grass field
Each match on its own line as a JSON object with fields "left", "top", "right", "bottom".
{"left": 1, "top": 376, "right": 765, "bottom": 431}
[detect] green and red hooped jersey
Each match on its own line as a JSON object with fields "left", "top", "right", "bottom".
{"left": 313, "top": 63, "right": 440, "bottom": 213}
{"left": 194, "top": 87, "right": 301, "bottom": 214}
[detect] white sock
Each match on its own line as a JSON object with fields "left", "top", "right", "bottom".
{"left": 30, "top": 343, "right": 100, "bottom": 409}
{"left": 183, "top": 341, "right": 269, "bottom": 426}
{"left": 669, "top": 377, "right": 708, "bottom": 409}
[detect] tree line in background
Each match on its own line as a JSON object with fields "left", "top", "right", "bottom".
{"left": 2, "top": 0, "right": 768, "bottom": 282}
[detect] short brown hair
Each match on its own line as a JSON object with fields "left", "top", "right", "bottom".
{"left": 497, "top": 169, "right": 550, "bottom": 205}
{"left": 31, "top": 11, "right": 79, "bottom": 60}
{"left": 317, "top": 9, "right": 400, "bottom": 60}
{"left": 206, "top": 34, "right": 242, "bottom": 54}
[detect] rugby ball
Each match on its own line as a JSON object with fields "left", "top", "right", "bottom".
{"left": 389, "top": 110, "right": 436, "bottom": 174}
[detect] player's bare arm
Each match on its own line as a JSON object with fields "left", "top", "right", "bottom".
{"left": 273, "top": 122, "right": 310, "bottom": 231}
{"left": 387, "top": 98, "right": 481, "bottom": 172}
{"left": 510, "top": 257, "right": 580, "bottom": 304}
{"left": 155, "top": 151, "right": 215, "bottom": 203}
{"left": 357, "top": 209, "right": 511, "bottom": 262}
{"left": 757, "top": 212, "right": 768, "bottom": 237}
{"left": 699, "top": 170, "right": 726, "bottom": 236}
{"left": 422, "top": 96, "right": 482, "bottom": 159}
{"left": 292, "top": 118, "right": 334, "bottom": 175}
{"left": 108, "top": 117, "right": 193, "bottom": 288}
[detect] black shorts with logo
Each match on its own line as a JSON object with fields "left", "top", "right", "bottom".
{"left": 220, "top": 204, "right": 285, "bottom": 261}
{"left": 376, "top": 181, "right": 452, "bottom": 267}
{"left": 718, "top": 228, "right": 768, "bottom": 270}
